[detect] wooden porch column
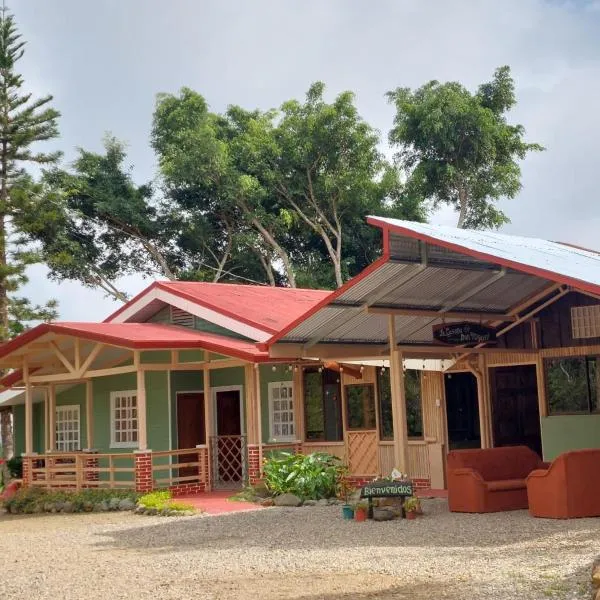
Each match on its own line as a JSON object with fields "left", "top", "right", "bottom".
{"left": 244, "top": 364, "right": 259, "bottom": 445}
{"left": 473, "top": 362, "right": 489, "bottom": 449}
{"left": 85, "top": 380, "right": 94, "bottom": 449}
{"left": 203, "top": 366, "right": 212, "bottom": 490}
{"left": 44, "top": 389, "right": 49, "bottom": 452}
{"left": 388, "top": 316, "right": 409, "bottom": 473}
{"left": 480, "top": 354, "right": 494, "bottom": 447}
{"left": 24, "top": 359, "right": 33, "bottom": 455}
{"left": 48, "top": 384, "right": 56, "bottom": 451}
{"left": 136, "top": 358, "right": 148, "bottom": 451}
{"left": 293, "top": 365, "right": 304, "bottom": 442}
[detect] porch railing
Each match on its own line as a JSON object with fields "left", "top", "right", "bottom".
{"left": 210, "top": 435, "right": 247, "bottom": 488}
{"left": 29, "top": 452, "right": 135, "bottom": 490}
{"left": 151, "top": 446, "right": 208, "bottom": 488}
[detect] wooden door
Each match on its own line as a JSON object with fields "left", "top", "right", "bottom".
{"left": 490, "top": 366, "right": 541, "bottom": 455}
{"left": 444, "top": 373, "right": 481, "bottom": 450}
{"left": 215, "top": 390, "right": 243, "bottom": 483}
{"left": 177, "top": 392, "right": 205, "bottom": 478}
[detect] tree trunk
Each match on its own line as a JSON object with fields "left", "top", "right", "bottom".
{"left": 457, "top": 186, "right": 468, "bottom": 228}
{"left": 0, "top": 408, "right": 13, "bottom": 459}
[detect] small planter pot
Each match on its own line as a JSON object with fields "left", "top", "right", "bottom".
{"left": 406, "top": 510, "right": 417, "bottom": 520}
{"left": 354, "top": 507, "right": 367, "bottom": 522}
{"left": 342, "top": 504, "right": 354, "bottom": 520}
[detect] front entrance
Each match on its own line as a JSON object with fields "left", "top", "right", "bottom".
{"left": 212, "top": 387, "right": 246, "bottom": 488}
{"left": 445, "top": 372, "right": 481, "bottom": 450}
{"left": 176, "top": 392, "right": 205, "bottom": 478}
{"left": 490, "top": 365, "right": 542, "bottom": 456}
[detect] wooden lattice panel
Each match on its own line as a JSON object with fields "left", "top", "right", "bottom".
{"left": 346, "top": 430, "right": 378, "bottom": 475}
{"left": 211, "top": 435, "right": 246, "bottom": 486}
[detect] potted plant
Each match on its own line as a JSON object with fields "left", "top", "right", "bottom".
{"left": 354, "top": 501, "right": 368, "bottom": 522}
{"left": 336, "top": 470, "right": 355, "bottom": 520}
{"left": 403, "top": 496, "right": 420, "bottom": 520}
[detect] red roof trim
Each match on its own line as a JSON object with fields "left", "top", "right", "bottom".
{"left": 265, "top": 254, "right": 391, "bottom": 346}
{"left": 367, "top": 217, "right": 600, "bottom": 298}
{"left": 0, "top": 322, "right": 273, "bottom": 365}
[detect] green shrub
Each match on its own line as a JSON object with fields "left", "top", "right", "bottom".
{"left": 3, "top": 487, "right": 139, "bottom": 514}
{"left": 262, "top": 452, "right": 344, "bottom": 500}
{"left": 7, "top": 456, "right": 22, "bottom": 479}
{"left": 138, "top": 490, "right": 195, "bottom": 514}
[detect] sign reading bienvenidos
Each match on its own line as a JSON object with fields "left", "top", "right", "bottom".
{"left": 432, "top": 322, "right": 496, "bottom": 346}
{"left": 361, "top": 480, "right": 413, "bottom": 498}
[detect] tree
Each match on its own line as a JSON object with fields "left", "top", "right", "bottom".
{"left": 274, "top": 82, "right": 424, "bottom": 288}
{"left": 152, "top": 90, "right": 296, "bottom": 286}
{"left": 387, "top": 66, "right": 544, "bottom": 229}
{"left": 152, "top": 85, "right": 426, "bottom": 289}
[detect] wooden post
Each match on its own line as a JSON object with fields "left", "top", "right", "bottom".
{"left": 293, "top": 365, "right": 304, "bottom": 442}
{"left": 136, "top": 357, "right": 148, "bottom": 451}
{"left": 203, "top": 366, "right": 212, "bottom": 490}
{"left": 86, "top": 380, "right": 94, "bottom": 449}
{"left": 388, "top": 316, "right": 409, "bottom": 473}
{"left": 480, "top": 354, "right": 494, "bottom": 447}
{"left": 44, "top": 388, "right": 49, "bottom": 452}
{"left": 24, "top": 359, "right": 33, "bottom": 455}
{"left": 48, "top": 384, "right": 56, "bottom": 452}
{"left": 536, "top": 352, "right": 548, "bottom": 418}
{"left": 473, "top": 362, "right": 489, "bottom": 449}
{"left": 244, "top": 364, "right": 259, "bottom": 444}
{"left": 255, "top": 365, "right": 263, "bottom": 469}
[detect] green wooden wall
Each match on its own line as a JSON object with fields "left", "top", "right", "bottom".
{"left": 540, "top": 414, "right": 600, "bottom": 460}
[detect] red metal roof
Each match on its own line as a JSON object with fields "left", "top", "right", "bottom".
{"left": 105, "top": 282, "right": 331, "bottom": 334}
{"left": 0, "top": 322, "right": 271, "bottom": 364}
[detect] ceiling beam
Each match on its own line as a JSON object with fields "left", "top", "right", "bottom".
{"left": 366, "top": 306, "right": 517, "bottom": 322}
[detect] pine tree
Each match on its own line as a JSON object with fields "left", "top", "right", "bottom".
{"left": 0, "top": 5, "right": 60, "bottom": 458}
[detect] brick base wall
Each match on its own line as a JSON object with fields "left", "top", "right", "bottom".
{"left": 169, "top": 482, "right": 207, "bottom": 497}
{"left": 248, "top": 444, "right": 261, "bottom": 486}
{"left": 134, "top": 451, "right": 153, "bottom": 493}
{"left": 412, "top": 478, "right": 431, "bottom": 489}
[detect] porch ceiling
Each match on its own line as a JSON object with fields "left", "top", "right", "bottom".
{"left": 268, "top": 217, "right": 600, "bottom": 355}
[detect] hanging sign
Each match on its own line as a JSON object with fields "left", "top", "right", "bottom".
{"left": 432, "top": 322, "right": 496, "bottom": 345}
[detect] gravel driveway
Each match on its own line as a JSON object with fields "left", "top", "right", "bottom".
{"left": 0, "top": 498, "right": 598, "bottom": 599}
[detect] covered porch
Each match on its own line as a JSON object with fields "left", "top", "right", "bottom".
{"left": 0, "top": 321, "right": 279, "bottom": 494}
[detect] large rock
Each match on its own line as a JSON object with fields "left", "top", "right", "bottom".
{"left": 118, "top": 498, "right": 136, "bottom": 511}
{"left": 303, "top": 499, "right": 317, "bottom": 506}
{"left": 109, "top": 498, "right": 121, "bottom": 511}
{"left": 373, "top": 508, "right": 395, "bottom": 521}
{"left": 93, "top": 501, "right": 109, "bottom": 512}
{"left": 592, "top": 561, "right": 600, "bottom": 587}
{"left": 274, "top": 493, "right": 302, "bottom": 507}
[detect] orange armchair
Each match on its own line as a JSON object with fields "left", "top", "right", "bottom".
{"left": 447, "top": 446, "right": 545, "bottom": 513}
{"left": 527, "top": 449, "right": 600, "bottom": 519}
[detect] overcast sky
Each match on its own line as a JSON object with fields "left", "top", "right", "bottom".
{"left": 12, "top": 0, "right": 600, "bottom": 322}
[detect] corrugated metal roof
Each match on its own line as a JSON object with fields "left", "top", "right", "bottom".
{"left": 371, "top": 217, "right": 600, "bottom": 293}
{"left": 273, "top": 217, "right": 599, "bottom": 348}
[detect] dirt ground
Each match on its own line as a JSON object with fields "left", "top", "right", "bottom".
{"left": 0, "top": 499, "right": 597, "bottom": 599}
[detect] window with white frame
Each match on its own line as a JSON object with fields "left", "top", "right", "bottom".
{"left": 110, "top": 390, "right": 138, "bottom": 448}
{"left": 269, "top": 381, "right": 295, "bottom": 441}
{"left": 55, "top": 405, "right": 80, "bottom": 451}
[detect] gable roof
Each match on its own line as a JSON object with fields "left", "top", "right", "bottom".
{"left": 105, "top": 281, "right": 331, "bottom": 341}
{"left": 0, "top": 322, "right": 271, "bottom": 367}
{"left": 371, "top": 217, "right": 600, "bottom": 295}
{"left": 267, "top": 217, "right": 600, "bottom": 349}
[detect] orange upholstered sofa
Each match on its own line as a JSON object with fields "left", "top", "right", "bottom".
{"left": 447, "top": 446, "right": 546, "bottom": 513}
{"left": 527, "top": 449, "right": 600, "bottom": 519}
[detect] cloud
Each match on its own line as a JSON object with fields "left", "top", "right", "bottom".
{"left": 11, "top": 0, "right": 600, "bottom": 320}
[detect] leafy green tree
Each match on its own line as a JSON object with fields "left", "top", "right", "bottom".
{"left": 22, "top": 137, "right": 182, "bottom": 302}
{"left": 152, "top": 90, "right": 296, "bottom": 286}
{"left": 387, "top": 66, "right": 543, "bottom": 229}
{"left": 274, "top": 82, "right": 424, "bottom": 288}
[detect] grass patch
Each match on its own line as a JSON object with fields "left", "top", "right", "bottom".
{"left": 137, "top": 490, "right": 196, "bottom": 515}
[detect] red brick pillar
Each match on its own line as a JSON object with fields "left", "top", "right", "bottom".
{"left": 294, "top": 442, "right": 303, "bottom": 455}
{"left": 22, "top": 454, "right": 33, "bottom": 487}
{"left": 134, "top": 450, "right": 153, "bottom": 493}
{"left": 247, "top": 444, "right": 261, "bottom": 486}
{"left": 83, "top": 449, "right": 99, "bottom": 487}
